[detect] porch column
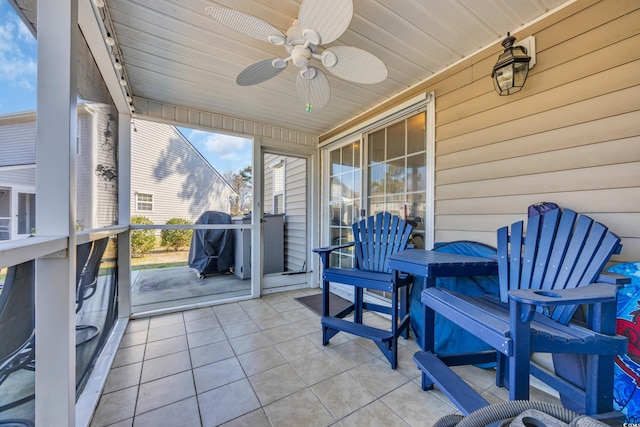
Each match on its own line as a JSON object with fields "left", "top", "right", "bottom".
{"left": 35, "top": 0, "right": 78, "bottom": 425}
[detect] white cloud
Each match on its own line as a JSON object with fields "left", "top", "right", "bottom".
{"left": 179, "top": 127, "right": 252, "bottom": 174}
{"left": 0, "top": 6, "right": 37, "bottom": 92}
{"left": 204, "top": 133, "right": 251, "bottom": 160}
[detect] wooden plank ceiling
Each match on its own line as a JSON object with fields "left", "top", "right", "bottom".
{"left": 10, "top": 0, "right": 572, "bottom": 136}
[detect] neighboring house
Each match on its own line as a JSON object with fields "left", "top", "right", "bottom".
{"left": 130, "top": 119, "right": 235, "bottom": 224}
{"left": 0, "top": 112, "right": 234, "bottom": 240}
{"left": 0, "top": 104, "right": 119, "bottom": 240}
{"left": 0, "top": 111, "right": 36, "bottom": 240}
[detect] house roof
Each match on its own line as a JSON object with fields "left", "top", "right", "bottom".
{"left": 8, "top": 0, "right": 573, "bottom": 137}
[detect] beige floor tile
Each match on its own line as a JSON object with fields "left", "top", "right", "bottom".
{"left": 311, "top": 371, "right": 376, "bottom": 420}
{"left": 119, "top": 331, "right": 148, "bottom": 349}
{"left": 193, "top": 357, "right": 246, "bottom": 394}
{"left": 148, "top": 312, "right": 184, "bottom": 329}
{"left": 248, "top": 364, "right": 307, "bottom": 405}
{"left": 146, "top": 322, "right": 186, "bottom": 343}
{"left": 339, "top": 400, "right": 409, "bottom": 427}
{"left": 347, "top": 357, "right": 411, "bottom": 397}
{"left": 290, "top": 350, "right": 345, "bottom": 386}
{"left": 140, "top": 350, "right": 192, "bottom": 383}
{"left": 136, "top": 371, "right": 195, "bottom": 416}
{"left": 189, "top": 340, "right": 235, "bottom": 368}
{"left": 261, "top": 323, "right": 307, "bottom": 345}
{"left": 90, "top": 386, "right": 138, "bottom": 427}
{"left": 185, "top": 316, "right": 221, "bottom": 334}
{"left": 221, "top": 319, "right": 260, "bottom": 339}
{"left": 213, "top": 304, "right": 250, "bottom": 325}
{"left": 144, "top": 335, "right": 188, "bottom": 360}
{"left": 237, "top": 346, "right": 287, "bottom": 376}
{"left": 254, "top": 313, "right": 289, "bottom": 330}
{"left": 103, "top": 362, "right": 142, "bottom": 394}
{"left": 133, "top": 397, "right": 201, "bottom": 427}
{"left": 381, "top": 382, "right": 456, "bottom": 426}
{"left": 220, "top": 408, "right": 271, "bottom": 427}
{"left": 112, "top": 344, "right": 145, "bottom": 368}
{"left": 198, "top": 379, "right": 260, "bottom": 427}
{"left": 324, "top": 340, "right": 377, "bottom": 370}
{"left": 182, "top": 306, "right": 216, "bottom": 322}
{"left": 125, "top": 318, "right": 149, "bottom": 333}
{"left": 187, "top": 326, "right": 227, "bottom": 348}
{"left": 275, "top": 335, "right": 321, "bottom": 362}
{"left": 228, "top": 331, "right": 271, "bottom": 355}
{"left": 263, "top": 388, "right": 336, "bottom": 427}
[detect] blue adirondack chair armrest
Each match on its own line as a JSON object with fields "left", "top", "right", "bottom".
{"left": 596, "top": 272, "right": 631, "bottom": 285}
{"left": 509, "top": 282, "right": 619, "bottom": 323}
{"left": 313, "top": 242, "right": 355, "bottom": 268}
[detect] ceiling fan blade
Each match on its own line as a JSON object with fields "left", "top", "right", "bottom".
{"left": 236, "top": 59, "right": 285, "bottom": 86}
{"left": 296, "top": 67, "right": 330, "bottom": 110}
{"left": 205, "top": 7, "right": 286, "bottom": 45}
{"left": 323, "top": 46, "right": 388, "bottom": 84}
{"left": 298, "top": 0, "right": 353, "bottom": 45}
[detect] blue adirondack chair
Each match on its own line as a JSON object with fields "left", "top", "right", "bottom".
{"left": 415, "top": 208, "right": 628, "bottom": 415}
{"left": 313, "top": 212, "right": 413, "bottom": 368}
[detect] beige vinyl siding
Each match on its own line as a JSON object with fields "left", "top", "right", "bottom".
{"left": 130, "top": 120, "right": 233, "bottom": 224}
{"left": 263, "top": 154, "right": 308, "bottom": 272}
{"left": 0, "top": 116, "right": 36, "bottom": 167}
{"left": 434, "top": 0, "right": 640, "bottom": 262}
{"left": 283, "top": 157, "right": 307, "bottom": 271}
{"left": 322, "top": 0, "right": 640, "bottom": 262}
{"left": 0, "top": 167, "right": 36, "bottom": 188}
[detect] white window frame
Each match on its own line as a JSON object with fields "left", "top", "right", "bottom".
{"left": 272, "top": 160, "right": 285, "bottom": 214}
{"left": 135, "top": 192, "right": 154, "bottom": 212}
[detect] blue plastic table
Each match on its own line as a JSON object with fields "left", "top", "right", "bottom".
{"left": 389, "top": 249, "right": 499, "bottom": 413}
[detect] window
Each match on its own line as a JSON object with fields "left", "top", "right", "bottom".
{"left": 367, "top": 112, "right": 426, "bottom": 245}
{"left": 273, "top": 163, "right": 284, "bottom": 214}
{"left": 136, "top": 193, "right": 154, "bottom": 211}
{"left": 324, "top": 110, "right": 430, "bottom": 271}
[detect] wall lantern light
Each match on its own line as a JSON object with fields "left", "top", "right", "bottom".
{"left": 491, "top": 33, "right": 535, "bottom": 96}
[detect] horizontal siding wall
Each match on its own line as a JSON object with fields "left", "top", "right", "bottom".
{"left": 0, "top": 118, "right": 36, "bottom": 167}
{"left": 433, "top": 0, "right": 640, "bottom": 262}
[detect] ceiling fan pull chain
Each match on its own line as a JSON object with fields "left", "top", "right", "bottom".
{"left": 306, "top": 70, "right": 312, "bottom": 113}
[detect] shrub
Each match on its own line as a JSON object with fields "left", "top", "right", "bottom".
{"left": 161, "top": 218, "right": 193, "bottom": 251}
{"left": 130, "top": 215, "right": 156, "bottom": 256}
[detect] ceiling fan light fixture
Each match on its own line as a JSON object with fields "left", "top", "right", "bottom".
{"left": 268, "top": 34, "right": 286, "bottom": 46}
{"left": 321, "top": 50, "right": 338, "bottom": 68}
{"left": 272, "top": 58, "right": 288, "bottom": 69}
{"left": 302, "top": 28, "right": 321, "bottom": 45}
{"left": 291, "top": 46, "right": 311, "bottom": 68}
{"left": 300, "top": 67, "right": 317, "bottom": 80}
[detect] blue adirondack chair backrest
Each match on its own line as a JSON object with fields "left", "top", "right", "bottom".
{"left": 497, "top": 208, "right": 622, "bottom": 324}
{"left": 352, "top": 212, "right": 413, "bottom": 273}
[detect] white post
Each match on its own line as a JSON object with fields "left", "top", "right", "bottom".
{"left": 118, "top": 112, "right": 132, "bottom": 318}
{"left": 35, "top": 0, "right": 77, "bottom": 425}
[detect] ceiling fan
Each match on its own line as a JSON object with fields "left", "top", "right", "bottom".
{"left": 205, "top": 0, "right": 388, "bottom": 112}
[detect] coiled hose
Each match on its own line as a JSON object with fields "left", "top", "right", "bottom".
{"left": 432, "top": 400, "right": 606, "bottom": 427}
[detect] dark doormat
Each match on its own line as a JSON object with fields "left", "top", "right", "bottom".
{"left": 295, "top": 293, "right": 351, "bottom": 317}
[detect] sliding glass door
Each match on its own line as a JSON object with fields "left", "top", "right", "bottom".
{"left": 323, "top": 110, "right": 432, "bottom": 298}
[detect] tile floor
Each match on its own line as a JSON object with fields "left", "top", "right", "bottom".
{"left": 89, "top": 288, "right": 561, "bottom": 427}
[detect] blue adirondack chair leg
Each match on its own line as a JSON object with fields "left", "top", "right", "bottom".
{"left": 312, "top": 212, "right": 414, "bottom": 369}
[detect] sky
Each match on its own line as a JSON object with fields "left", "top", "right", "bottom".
{"left": 177, "top": 127, "right": 252, "bottom": 176}
{"left": 0, "top": 0, "right": 37, "bottom": 114}
{"left": 0, "top": 0, "right": 251, "bottom": 175}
